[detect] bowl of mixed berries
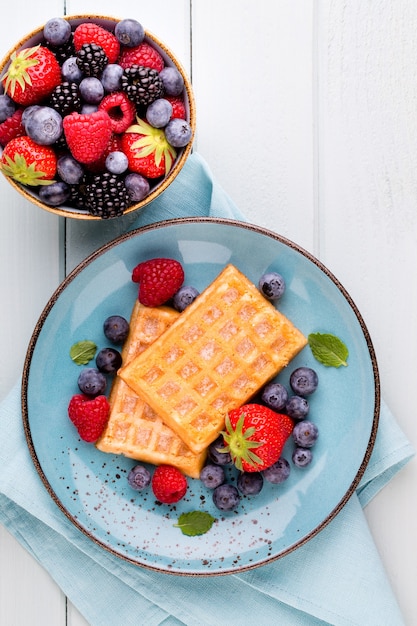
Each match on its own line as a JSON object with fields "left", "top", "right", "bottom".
{"left": 0, "top": 15, "right": 195, "bottom": 219}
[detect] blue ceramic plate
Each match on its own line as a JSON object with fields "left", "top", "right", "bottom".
{"left": 22, "top": 218, "right": 379, "bottom": 575}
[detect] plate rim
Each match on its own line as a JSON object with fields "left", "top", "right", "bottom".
{"left": 21, "top": 216, "right": 380, "bottom": 576}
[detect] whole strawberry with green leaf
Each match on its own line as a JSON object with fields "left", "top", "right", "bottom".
{"left": 2, "top": 45, "right": 61, "bottom": 106}
{"left": 0, "top": 135, "right": 57, "bottom": 185}
{"left": 220, "top": 404, "right": 294, "bottom": 472}
{"left": 122, "top": 118, "right": 176, "bottom": 178}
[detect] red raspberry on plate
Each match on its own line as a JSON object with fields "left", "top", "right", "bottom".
{"left": 98, "top": 91, "right": 136, "bottom": 133}
{"left": 0, "top": 108, "right": 25, "bottom": 146}
{"left": 132, "top": 258, "right": 185, "bottom": 307}
{"left": 73, "top": 22, "right": 120, "bottom": 63}
{"left": 151, "top": 465, "right": 187, "bottom": 504}
{"left": 68, "top": 394, "right": 110, "bottom": 443}
{"left": 118, "top": 42, "right": 164, "bottom": 71}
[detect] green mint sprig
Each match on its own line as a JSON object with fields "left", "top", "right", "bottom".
{"left": 69, "top": 340, "right": 97, "bottom": 365}
{"left": 174, "top": 511, "right": 216, "bottom": 536}
{"left": 308, "top": 332, "right": 349, "bottom": 368}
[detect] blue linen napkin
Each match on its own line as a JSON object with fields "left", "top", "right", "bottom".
{"left": 0, "top": 153, "right": 414, "bottom": 626}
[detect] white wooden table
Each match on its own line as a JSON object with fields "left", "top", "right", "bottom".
{"left": 1, "top": 1, "right": 416, "bottom": 624}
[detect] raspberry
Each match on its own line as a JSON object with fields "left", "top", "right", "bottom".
{"left": 98, "top": 92, "right": 136, "bottom": 133}
{"left": 165, "top": 96, "right": 186, "bottom": 120}
{"left": 131, "top": 258, "right": 185, "bottom": 307}
{"left": 0, "top": 108, "right": 25, "bottom": 146}
{"left": 151, "top": 465, "right": 187, "bottom": 504}
{"left": 73, "top": 22, "right": 120, "bottom": 63}
{"left": 63, "top": 110, "right": 112, "bottom": 164}
{"left": 118, "top": 42, "right": 164, "bottom": 71}
{"left": 68, "top": 394, "right": 110, "bottom": 443}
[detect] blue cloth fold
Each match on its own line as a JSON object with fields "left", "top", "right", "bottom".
{"left": 0, "top": 153, "right": 414, "bottom": 626}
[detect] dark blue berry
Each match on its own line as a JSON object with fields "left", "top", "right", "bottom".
{"left": 44, "top": 17, "right": 72, "bottom": 46}
{"left": 124, "top": 173, "right": 150, "bottom": 202}
{"left": 212, "top": 484, "right": 240, "bottom": 511}
{"left": 237, "top": 471, "right": 263, "bottom": 495}
{"left": 115, "top": 19, "right": 145, "bottom": 47}
{"left": 57, "top": 154, "right": 84, "bottom": 184}
{"left": 146, "top": 98, "right": 173, "bottom": 128}
{"left": 208, "top": 436, "right": 232, "bottom": 465}
{"left": 258, "top": 272, "right": 285, "bottom": 300}
{"left": 39, "top": 181, "right": 70, "bottom": 206}
{"left": 105, "top": 151, "right": 128, "bottom": 175}
{"left": 285, "top": 395, "right": 309, "bottom": 420}
{"left": 0, "top": 94, "right": 16, "bottom": 123}
{"left": 25, "top": 106, "right": 63, "bottom": 145}
{"left": 292, "top": 420, "right": 319, "bottom": 448}
{"left": 160, "top": 67, "right": 184, "bottom": 96}
{"left": 262, "top": 457, "right": 291, "bottom": 483}
{"left": 173, "top": 286, "right": 200, "bottom": 312}
{"left": 77, "top": 368, "right": 107, "bottom": 396}
{"left": 61, "top": 57, "right": 83, "bottom": 83}
{"left": 96, "top": 348, "right": 122, "bottom": 374}
{"left": 101, "top": 63, "right": 124, "bottom": 92}
{"left": 292, "top": 447, "right": 313, "bottom": 468}
{"left": 79, "top": 77, "right": 104, "bottom": 104}
{"left": 127, "top": 465, "right": 151, "bottom": 490}
{"left": 261, "top": 382, "right": 288, "bottom": 411}
{"left": 290, "top": 367, "right": 319, "bottom": 396}
{"left": 165, "top": 118, "right": 192, "bottom": 147}
{"left": 200, "top": 464, "right": 225, "bottom": 489}
{"left": 103, "top": 315, "right": 129, "bottom": 344}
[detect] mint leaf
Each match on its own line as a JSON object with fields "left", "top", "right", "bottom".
{"left": 308, "top": 332, "right": 349, "bottom": 367}
{"left": 174, "top": 511, "right": 216, "bottom": 536}
{"left": 70, "top": 340, "right": 97, "bottom": 365}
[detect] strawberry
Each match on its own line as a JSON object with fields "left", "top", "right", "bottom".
{"left": 68, "top": 394, "right": 110, "bottom": 443}
{"left": 220, "top": 404, "right": 294, "bottom": 472}
{"left": 132, "top": 257, "right": 185, "bottom": 306}
{"left": 151, "top": 465, "right": 187, "bottom": 504}
{"left": 2, "top": 45, "right": 61, "bottom": 106}
{"left": 121, "top": 118, "right": 176, "bottom": 178}
{"left": 98, "top": 92, "right": 136, "bottom": 133}
{"left": 73, "top": 22, "right": 120, "bottom": 63}
{"left": 63, "top": 110, "right": 112, "bottom": 164}
{"left": 118, "top": 42, "right": 164, "bottom": 71}
{"left": 165, "top": 96, "right": 186, "bottom": 120}
{"left": 0, "top": 135, "right": 57, "bottom": 185}
{"left": 0, "top": 108, "right": 25, "bottom": 146}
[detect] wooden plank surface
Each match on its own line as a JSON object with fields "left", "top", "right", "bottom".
{"left": 1, "top": 1, "right": 416, "bottom": 624}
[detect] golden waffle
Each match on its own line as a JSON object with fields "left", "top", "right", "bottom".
{"left": 119, "top": 264, "right": 307, "bottom": 454}
{"left": 96, "top": 301, "right": 207, "bottom": 478}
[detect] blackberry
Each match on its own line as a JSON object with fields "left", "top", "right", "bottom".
{"left": 49, "top": 81, "right": 81, "bottom": 116}
{"left": 47, "top": 34, "right": 76, "bottom": 65}
{"left": 84, "top": 172, "right": 131, "bottom": 219}
{"left": 76, "top": 43, "right": 108, "bottom": 77}
{"left": 121, "top": 65, "right": 163, "bottom": 106}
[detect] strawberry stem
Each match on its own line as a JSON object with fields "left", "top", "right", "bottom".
{"left": 220, "top": 413, "right": 263, "bottom": 471}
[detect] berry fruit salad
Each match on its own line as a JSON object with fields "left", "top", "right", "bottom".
{"left": 0, "top": 16, "right": 195, "bottom": 219}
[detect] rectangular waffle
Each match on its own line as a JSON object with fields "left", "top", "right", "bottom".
{"left": 119, "top": 264, "right": 307, "bottom": 454}
{"left": 96, "top": 301, "right": 207, "bottom": 478}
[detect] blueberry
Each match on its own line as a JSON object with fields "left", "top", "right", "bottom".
{"left": 172, "top": 286, "right": 200, "bottom": 312}
{"left": 25, "top": 106, "right": 63, "bottom": 145}
{"left": 212, "top": 484, "right": 240, "bottom": 511}
{"left": 258, "top": 271, "right": 286, "bottom": 300}
{"left": 0, "top": 94, "right": 16, "bottom": 123}
{"left": 80, "top": 104, "right": 98, "bottom": 115}
{"left": 127, "top": 464, "right": 151, "bottom": 490}
{"left": 160, "top": 66, "right": 184, "bottom": 97}
{"left": 290, "top": 367, "right": 319, "bottom": 396}
{"left": 79, "top": 77, "right": 104, "bottom": 104}
{"left": 39, "top": 181, "right": 70, "bottom": 206}
{"left": 292, "top": 420, "right": 319, "bottom": 448}
{"left": 77, "top": 368, "right": 107, "bottom": 396}
{"left": 262, "top": 458, "right": 291, "bottom": 484}
{"left": 44, "top": 17, "right": 71, "bottom": 46}
{"left": 237, "top": 471, "right": 263, "bottom": 495}
{"left": 103, "top": 315, "right": 129, "bottom": 344}
{"left": 285, "top": 395, "right": 309, "bottom": 420}
{"left": 292, "top": 447, "right": 313, "bottom": 468}
{"left": 261, "top": 382, "right": 288, "bottom": 411}
{"left": 115, "top": 19, "right": 145, "bottom": 47}
{"left": 146, "top": 98, "right": 173, "bottom": 128}
{"left": 21, "top": 105, "right": 41, "bottom": 127}
{"left": 61, "top": 57, "right": 83, "bottom": 84}
{"left": 101, "top": 63, "right": 124, "bottom": 92}
{"left": 200, "top": 464, "right": 225, "bottom": 489}
{"left": 57, "top": 154, "right": 85, "bottom": 184}
{"left": 96, "top": 348, "right": 122, "bottom": 374}
{"left": 124, "top": 173, "right": 150, "bottom": 202}
{"left": 105, "top": 151, "right": 129, "bottom": 175}
{"left": 208, "top": 436, "right": 232, "bottom": 465}
{"left": 165, "top": 118, "right": 192, "bottom": 147}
